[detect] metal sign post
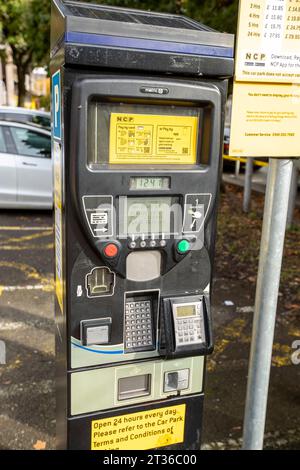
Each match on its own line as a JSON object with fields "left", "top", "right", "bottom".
{"left": 243, "top": 158, "right": 253, "bottom": 213}
{"left": 230, "top": 1, "right": 299, "bottom": 448}
{"left": 242, "top": 158, "right": 294, "bottom": 450}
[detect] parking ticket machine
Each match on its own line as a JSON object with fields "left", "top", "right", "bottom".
{"left": 51, "top": 0, "right": 234, "bottom": 450}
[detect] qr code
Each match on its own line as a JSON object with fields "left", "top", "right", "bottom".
{"left": 182, "top": 147, "right": 189, "bottom": 154}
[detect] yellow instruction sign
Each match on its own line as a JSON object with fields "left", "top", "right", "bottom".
{"left": 109, "top": 113, "right": 198, "bottom": 164}
{"left": 229, "top": 81, "right": 300, "bottom": 157}
{"left": 91, "top": 404, "right": 186, "bottom": 450}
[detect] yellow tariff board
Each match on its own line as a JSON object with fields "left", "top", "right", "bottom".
{"left": 229, "top": 81, "right": 300, "bottom": 157}
{"left": 91, "top": 404, "right": 186, "bottom": 450}
{"left": 109, "top": 113, "right": 198, "bottom": 164}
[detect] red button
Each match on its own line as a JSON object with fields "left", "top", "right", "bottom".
{"left": 103, "top": 243, "right": 119, "bottom": 258}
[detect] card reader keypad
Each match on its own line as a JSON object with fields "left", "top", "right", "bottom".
{"left": 174, "top": 303, "right": 203, "bottom": 346}
{"left": 124, "top": 300, "right": 155, "bottom": 352}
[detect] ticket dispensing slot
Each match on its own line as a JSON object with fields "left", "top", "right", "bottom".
{"left": 118, "top": 374, "right": 151, "bottom": 401}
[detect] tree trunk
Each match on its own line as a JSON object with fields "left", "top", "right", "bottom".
{"left": 16, "top": 64, "right": 27, "bottom": 107}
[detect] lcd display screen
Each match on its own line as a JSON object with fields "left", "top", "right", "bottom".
{"left": 176, "top": 305, "right": 196, "bottom": 317}
{"left": 129, "top": 176, "right": 170, "bottom": 190}
{"left": 119, "top": 196, "right": 181, "bottom": 236}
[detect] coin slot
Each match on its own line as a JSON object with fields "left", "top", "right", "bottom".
{"left": 86, "top": 267, "right": 115, "bottom": 297}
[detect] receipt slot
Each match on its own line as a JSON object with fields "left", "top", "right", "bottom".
{"left": 51, "top": 0, "right": 234, "bottom": 450}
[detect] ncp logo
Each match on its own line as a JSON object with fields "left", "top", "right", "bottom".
{"left": 117, "top": 116, "right": 134, "bottom": 122}
{"left": 245, "top": 52, "right": 266, "bottom": 62}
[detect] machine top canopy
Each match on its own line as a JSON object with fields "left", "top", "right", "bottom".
{"left": 51, "top": 0, "right": 234, "bottom": 77}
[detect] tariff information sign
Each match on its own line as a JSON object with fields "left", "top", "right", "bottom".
{"left": 109, "top": 113, "right": 198, "bottom": 165}
{"left": 236, "top": 0, "right": 300, "bottom": 83}
{"left": 230, "top": 82, "right": 300, "bottom": 157}
{"left": 91, "top": 404, "right": 186, "bottom": 450}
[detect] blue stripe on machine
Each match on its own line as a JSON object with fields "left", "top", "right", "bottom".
{"left": 65, "top": 32, "right": 233, "bottom": 58}
{"left": 71, "top": 341, "right": 124, "bottom": 354}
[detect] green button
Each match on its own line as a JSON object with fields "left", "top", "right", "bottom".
{"left": 177, "top": 239, "right": 190, "bottom": 254}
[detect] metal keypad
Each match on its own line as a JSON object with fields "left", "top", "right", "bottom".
{"left": 176, "top": 317, "right": 202, "bottom": 345}
{"left": 124, "top": 300, "right": 154, "bottom": 351}
{"left": 174, "top": 302, "right": 203, "bottom": 346}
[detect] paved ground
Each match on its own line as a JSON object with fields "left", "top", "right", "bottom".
{"left": 0, "top": 192, "right": 299, "bottom": 450}
{"left": 0, "top": 210, "right": 55, "bottom": 450}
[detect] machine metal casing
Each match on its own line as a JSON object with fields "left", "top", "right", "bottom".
{"left": 51, "top": 0, "right": 234, "bottom": 450}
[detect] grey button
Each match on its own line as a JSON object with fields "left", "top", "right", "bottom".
{"left": 140, "top": 240, "right": 146, "bottom": 248}
{"left": 160, "top": 239, "right": 166, "bottom": 247}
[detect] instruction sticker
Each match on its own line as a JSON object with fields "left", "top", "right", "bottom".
{"left": 91, "top": 404, "right": 186, "bottom": 450}
{"left": 109, "top": 113, "right": 198, "bottom": 164}
{"left": 230, "top": 81, "right": 300, "bottom": 157}
{"left": 53, "top": 141, "right": 64, "bottom": 313}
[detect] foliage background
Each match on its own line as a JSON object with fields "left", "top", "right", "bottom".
{"left": 0, "top": 0, "right": 238, "bottom": 105}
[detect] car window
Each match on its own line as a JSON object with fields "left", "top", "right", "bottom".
{"left": 0, "top": 126, "right": 7, "bottom": 153}
{"left": 10, "top": 127, "right": 51, "bottom": 158}
{"left": 0, "top": 113, "right": 50, "bottom": 130}
{"left": 32, "top": 115, "right": 51, "bottom": 129}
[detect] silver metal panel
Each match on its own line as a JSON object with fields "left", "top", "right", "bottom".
{"left": 126, "top": 250, "right": 161, "bottom": 282}
{"left": 70, "top": 356, "right": 204, "bottom": 415}
{"left": 67, "top": 16, "right": 234, "bottom": 49}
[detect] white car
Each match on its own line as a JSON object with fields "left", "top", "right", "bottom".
{"left": 0, "top": 120, "right": 53, "bottom": 209}
{"left": 0, "top": 106, "right": 51, "bottom": 130}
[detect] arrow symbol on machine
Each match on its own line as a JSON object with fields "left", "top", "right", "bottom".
{"left": 95, "top": 227, "right": 108, "bottom": 233}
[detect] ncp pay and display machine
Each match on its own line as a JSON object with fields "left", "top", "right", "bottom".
{"left": 51, "top": 0, "right": 234, "bottom": 450}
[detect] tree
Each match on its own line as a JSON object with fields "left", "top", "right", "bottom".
{"left": 185, "top": 0, "right": 239, "bottom": 33}
{"left": 78, "top": 0, "right": 238, "bottom": 32}
{"left": 0, "top": 0, "right": 50, "bottom": 106}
